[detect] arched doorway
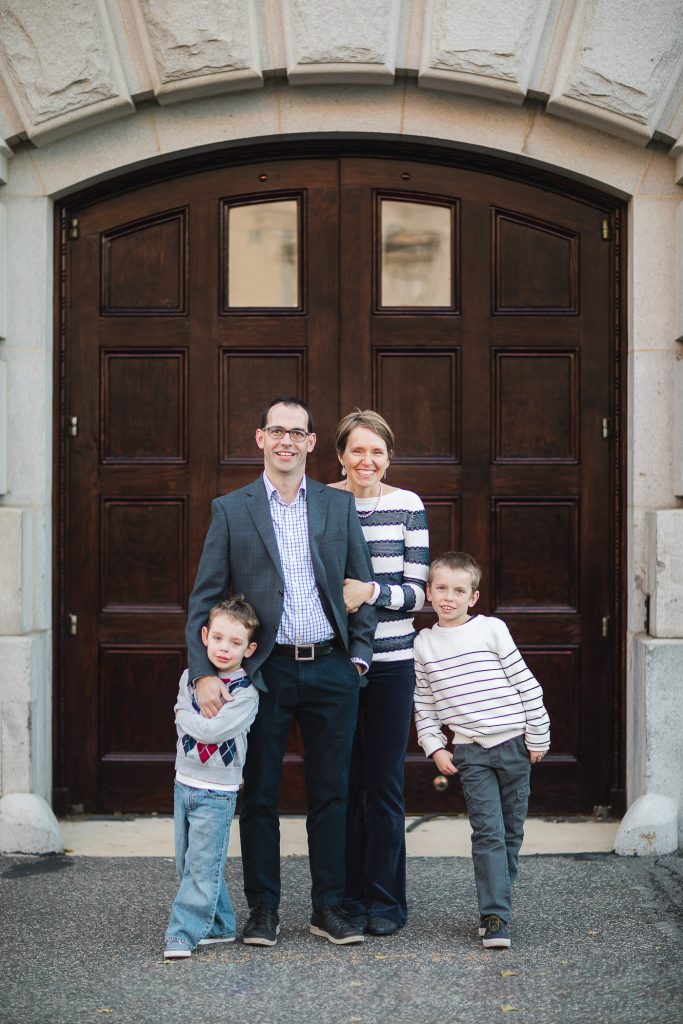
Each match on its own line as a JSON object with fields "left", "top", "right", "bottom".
{"left": 55, "top": 149, "right": 622, "bottom": 815}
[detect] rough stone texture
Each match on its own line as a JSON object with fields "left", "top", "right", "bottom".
{"left": 548, "top": 0, "right": 683, "bottom": 142}
{"left": 647, "top": 509, "right": 683, "bottom": 637}
{"left": 136, "top": 0, "right": 262, "bottom": 101}
{"left": 0, "top": 632, "right": 50, "bottom": 800}
{"left": 0, "top": 0, "right": 679, "bottom": 146}
{"left": 0, "top": 360, "right": 5, "bottom": 495}
{"left": 676, "top": 358, "right": 683, "bottom": 494}
{"left": 0, "top": 200, "right": 5, "bottom": 339}
{"left": 0, "top": 0, "right": 133, "bottom": 143}
{"left": 284, "top": 0, "right": 399, "bottom": 83}
{"left": 0, "top": 507, "right": 30, "bottom": 635}
{"left": 615, "top": 793, "right": 678, "bottom": 855}
{"left": 629, "top": 636, "right": 683, "bottom": 847}
{"left": 0, "top": 696, "right": 29, "bottom": 793}
{"left": 0, "top": 792, "right": 63, "bottom": 853}
{"left": 419, "top": 0, "right": 555, "bottom": 101}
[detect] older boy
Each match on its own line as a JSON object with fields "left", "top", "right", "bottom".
{"left": 414, "top": 552, "right": 550, "bottom": 949}
{"left": 164, "top": 596, "right": 259, "bottom": 959}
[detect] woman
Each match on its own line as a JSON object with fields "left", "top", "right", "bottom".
{"left": 329, "top": 409, "right": 429, "bottom": 935}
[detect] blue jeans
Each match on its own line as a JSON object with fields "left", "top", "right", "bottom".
{"left": 452, "top": 735, "right": 531, "bottom": 924}
{"left": 343, "top": 659, "right": 416, "bottom": 926}
{"left": 165, "top": 780, "right": 237, "bottom": 952}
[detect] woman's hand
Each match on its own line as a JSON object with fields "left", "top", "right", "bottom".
{"left": 343, "top": 578, "right": 375, "bottom": 613}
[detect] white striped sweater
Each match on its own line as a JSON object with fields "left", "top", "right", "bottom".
{"left": 355, "top": 487, "right": 429, "bottom": 662}
{"left": 414, "top": 615, "right": 551, "bottom": 753}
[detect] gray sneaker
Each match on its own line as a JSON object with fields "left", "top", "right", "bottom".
{"left": 482, "top": 915, "right": 511, "bottom": 948}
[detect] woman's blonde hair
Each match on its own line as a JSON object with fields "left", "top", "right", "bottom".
{"left": 334, "top": 409, "right": 395, "bottom": 457}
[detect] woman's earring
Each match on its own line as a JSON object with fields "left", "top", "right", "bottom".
{"left": 341, "top": 465, "right": 347, "bottom": 477}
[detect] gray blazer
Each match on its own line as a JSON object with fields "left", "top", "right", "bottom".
{"left": 185, "top": 476, "right": 376, "bottom": 690}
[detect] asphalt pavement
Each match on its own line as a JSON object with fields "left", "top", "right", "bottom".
{"left": 1, "top": 852, "right": 682, "bottom": 1024}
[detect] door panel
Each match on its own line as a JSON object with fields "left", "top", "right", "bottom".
{"left": 338, "top": 158, "right": 611, "bottom": 812}
{"left": 60, "top": 155, "right": 615, "bottom": 814}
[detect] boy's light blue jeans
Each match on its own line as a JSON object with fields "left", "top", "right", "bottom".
{"left": 165, "top": 780, "right": 238, "bottom": 953}
{"left": 452, "top": 735, "right": 531, "bottom": 924}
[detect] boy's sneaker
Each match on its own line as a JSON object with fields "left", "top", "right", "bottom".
{"left": 310, "top": 905, "right": 365, "bottom": 945}
{"left": 482, "top": 915, "right": 511, "bottom": 948}
{"left": 164, "top": 940, "right": 192, "bottom": 960}
{"left": 478, "top": 917, "right": 487, "bottom": 937}
{"left": 242, "top": 905, "right": 280, "bottom": 946}
{"left": 198, "top": 935, "right": 236, "bottom": 946}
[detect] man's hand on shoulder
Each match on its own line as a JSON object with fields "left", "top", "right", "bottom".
{"left": 195, "top": 675, "right": 233, "bottom": 718}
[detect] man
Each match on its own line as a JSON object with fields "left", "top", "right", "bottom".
{"left": 186, "top": 397, "right": 376, "bottom": 946}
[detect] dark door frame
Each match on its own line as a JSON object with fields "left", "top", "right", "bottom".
{"left": 52, "top": 137, "right": 627, "bottom": 816}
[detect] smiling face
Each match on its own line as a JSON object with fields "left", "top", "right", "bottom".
{"left": 426, "top": 566, "right": 480, "bottom": 628}
{"left": 340, "top": 426, "right": 391, "bottom": 498}
{"left": 255, "top": 401, "right": 316, "bottom": 486}
{"left": 201, "top": 612, "right": 256, "bottom": 675}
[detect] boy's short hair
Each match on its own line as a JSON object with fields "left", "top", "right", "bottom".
{"left": 207, "top": 595, "right": 259, "bottom": 642}
{"left": 428, "top": 551, "right": 482, "bottom": 591}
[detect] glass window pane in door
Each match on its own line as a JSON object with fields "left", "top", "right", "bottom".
{"left": 228, "top": 200, "right": 299, "bottom": 308}
{"left": 380, "top": 199, "right": 452, "bottom": 307}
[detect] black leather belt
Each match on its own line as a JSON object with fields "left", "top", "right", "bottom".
{"left": 271, "top": 640, "right": 337, "bottom": 661}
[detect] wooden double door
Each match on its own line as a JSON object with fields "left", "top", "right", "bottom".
{"left": 58, "top": 155, "right": 617, "bottom": 814}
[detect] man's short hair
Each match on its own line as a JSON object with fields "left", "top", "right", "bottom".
{"left": 259, "top": 397, "right": 314, "bottom": 433}
{"left": 207, "top": 595, "right": 259, "bottom": 641}
{"left": 428, "top": 551, "right": 482, "bottom": 591}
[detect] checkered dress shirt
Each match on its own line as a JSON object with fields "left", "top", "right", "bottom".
{"left": 263, "top": 473, "right": 335, "bottom": 645}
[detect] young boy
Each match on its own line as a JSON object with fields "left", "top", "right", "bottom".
{"left": 164, "top": 596, "right": 260, "bottom": 960}
{"left": 413, "top": 552, "right": 550, "bottom": 950}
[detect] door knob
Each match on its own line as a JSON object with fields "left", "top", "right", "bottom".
{"left": 433, "top": 774, "right": 449, "bottom": 793}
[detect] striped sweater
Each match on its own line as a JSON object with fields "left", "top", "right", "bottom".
{"left": 356, "top": 487, "right": 429, "bottom": 662}
{"left": 414, "top": 615, "right": 550, "bottom": 753}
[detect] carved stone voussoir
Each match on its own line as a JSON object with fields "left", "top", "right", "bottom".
{"left": 282, "top": 0, "right": 399, "bottom": 85}
{"left": 547, "top": 0, "right": 683, "bottom": 144}
{"left": 137, "top": 0, "right": 262, "bottom": 103}
{"left": 418, "top": 0, "right": 554, "bottom": 104}
{"left": 0, "top": 0, "right": 133, "bottom": 144}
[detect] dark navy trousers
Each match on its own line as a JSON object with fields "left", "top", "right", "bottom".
{"left": 240, "top": 648, "right": 361, "bottom": 911}
{"left": 342, "top": 658, "right": 416, "bottom": 926}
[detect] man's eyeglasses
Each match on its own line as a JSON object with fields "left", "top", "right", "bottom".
{"left": 262, "top": 426, "right": 311, "bottom": 443}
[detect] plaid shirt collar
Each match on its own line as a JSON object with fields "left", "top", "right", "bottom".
{"left": 262, "top": 471, "right": 307, "bottom": 504}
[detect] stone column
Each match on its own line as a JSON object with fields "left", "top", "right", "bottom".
{"left": 0, "top": 194, "right": 62, "bottom": 854}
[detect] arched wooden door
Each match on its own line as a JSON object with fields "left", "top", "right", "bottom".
{"left": 57, "top": 154, "right": 618, "bottom": 815}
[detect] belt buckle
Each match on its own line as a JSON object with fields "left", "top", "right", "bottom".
{"left": 294, "top": 644, "right": 315, "bottom": 661}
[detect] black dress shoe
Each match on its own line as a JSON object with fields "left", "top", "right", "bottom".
{"left": 368, "top": 916, "right": 399, "bottom": 936}
{"left": 242, "top": 905, "right": 280, "bottom": 946}
{"left": 310, "top": 905, "right": 365, "bottom": 944}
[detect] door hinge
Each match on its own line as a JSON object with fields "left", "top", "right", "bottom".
{"left": 602, "top": 417, "right": 610, "bottom": 439}
{"left": 601, "top": 218, "right": 610, "bottom": 241}
{"left": 601, "top": 615, "right": 610, "bottom": 638}
{"left": 68, "top": 217, "right": 79, "bottom": 240}
{"left": 68, "top": 613, "right": 78, "bottom": 636}
{"left": 68, "top": 415, "right": 78, "bottom": 437}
